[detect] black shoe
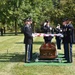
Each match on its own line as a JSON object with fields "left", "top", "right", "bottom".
{"left": 67, "top": 61, "right": 72, "bottom": 63}
{"left": 64, "top": 61, "right": 69, "bottom": 63}
{"left": 26, "top": 61, "right": 31, "bottom": 63}
{"left": 62, "top": 56, "right": 65, "bottom": 58}
{"left": 64, "top": 60, "right": 72, "bottom": 63}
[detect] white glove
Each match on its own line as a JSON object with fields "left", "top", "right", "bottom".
{"left": 32, "top": 34, "right": 36, "bottom": 38}
{"left": 50, "top": 27, "right": 52, "bottom": 30}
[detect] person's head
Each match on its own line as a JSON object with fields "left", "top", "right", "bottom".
{"left": 23, "top": 17, "right": 32, "bottom": 25}
{"left": 29, "top": 17, "right": 32, "bottom": 24}
{"left": 57, "top": 24, "right": 60, "bottom": 28}
{"left": 45, "top": 20, "right": 50, "bottom": 25}
{"left": 62, "top": 18, "right": 69, "bottom": 25}
{"left": 62, "top": 21, "right": 67, "bottom": 26}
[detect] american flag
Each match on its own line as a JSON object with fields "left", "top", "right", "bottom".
{"left": 32, "top": 33, "right": 63, "bottom": 37}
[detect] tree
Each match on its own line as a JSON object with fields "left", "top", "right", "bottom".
{"left": 0, "top": 0, "right": 23, "bottom": 35}
{"left": 60, "top": 0, "right": 75, "bottom": 26}
{"left": 0, "top": 0, "right": 75, "bottom": 35}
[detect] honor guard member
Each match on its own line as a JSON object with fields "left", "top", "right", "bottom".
{"left": 62, "top": 18, "right": 74, "bottom": 63}
{"left": 42, "top": 20, "right": 54, "bottom": 43}
{"left": 23, "top": 17, "right": 33, "bottom": 63}
{"left": 55, "top": 24, "right": 62, "bottom": 49}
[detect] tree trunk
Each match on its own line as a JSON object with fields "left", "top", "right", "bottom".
{"left": 4, "top": 27, "right": 6, "bottom": 34}
{"left": 15, "top": 18, "right": 18, "bottom": 35}
{"left": 1, "top": 28, "right": 3, "bottom": 36}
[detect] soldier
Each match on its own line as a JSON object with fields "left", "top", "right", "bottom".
{"left": 23, "top": 17, "right": 33, "bottom": 63}
{"left": 42, "top": 20, "right": 54, "bottom": 43}
{"left": 62, "top": 18, "right": 74, "bottom": 63}
{"left": 55, "top": 24, "right": 62, "bottom": 49}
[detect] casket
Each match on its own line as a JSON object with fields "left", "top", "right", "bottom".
{"left": 39, "top": 43, "right": 57, "bottom": 59}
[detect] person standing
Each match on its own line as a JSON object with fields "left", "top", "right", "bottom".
{"left": 62, "top": 18, "right": 74, "bottom": 63}
{"left": 55, "top": 24, "right": 62, "bottom": 49}
{"left": 42, "top": 20, "right": 54, "bottom": 43}
{"left": 23, "top": 17, "right": 33, "bottom": 63}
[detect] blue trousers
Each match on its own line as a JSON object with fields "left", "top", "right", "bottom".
{"left": 25, "top": 44, "right": 32, "bottom": 62}
{"left": 56, "top": 37, "right": 61, "bottom": 49}
{"left": 63, "top": 43, "right": 73, "bottom": 63}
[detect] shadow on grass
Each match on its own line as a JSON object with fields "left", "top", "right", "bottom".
{"left": 1, "top": 33, "right": 16, "bottom": 36}
{"left": 0, "top": 53, "right": 24, "bottom": 62}
{"left": 0, "top": 32, "right": 22, "bottom": 36}
{"left": 0, "top": 52, "right": 66, "bottom": 63}
{"left": 0, "top": 52, "right": 38, "bottom": 62}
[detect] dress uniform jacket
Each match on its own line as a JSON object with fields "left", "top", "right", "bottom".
{"left": 62, "top": 24, "right": 73, "bottom": 43}
{"left": 24, "top": 24, "right": 33, "bottom": 44}
{"left": 43, "top": 25, "right": 53, "bottom": 43}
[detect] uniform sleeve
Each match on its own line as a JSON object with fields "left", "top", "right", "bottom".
{"left": 24, "top": 27, "right": 33, "bottom": 38}
{"left": 67, "top": 25, "right": 73, "bottom": 35}
{"left": 42, "top": 26, "right": 48, "bottom": 33}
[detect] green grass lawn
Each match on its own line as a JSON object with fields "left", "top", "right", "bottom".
{"left": 0, "top": 34, "right": 75, "bottom": 75}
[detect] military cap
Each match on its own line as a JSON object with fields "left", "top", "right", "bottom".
{"left": 23, "top": 17, "right": 32, "bottom": 22}
{"left": 45, "top": 19, "right": 50, "bottom": 23}
{"left": 28, "top": 17, "right": 32, "bottom": 21}
{"left": 62, "top": 18, "right": 69, "bottom": 22}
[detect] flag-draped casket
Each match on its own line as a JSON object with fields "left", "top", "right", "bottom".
{"left": 39, "top": 43, "right": 57, "bottom": 59}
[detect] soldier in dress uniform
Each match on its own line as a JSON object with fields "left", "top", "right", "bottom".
{"left": 62, "top": 18, "right": 74, "bottom": 63}
{"left": 55, "top": 24, "right": 62, "bottom": 49}
{"left": 41, "top": 20, "right": 54, "bottom": 43}
{"left": 23, "top": 17, "right": 33, "bottom": 63}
